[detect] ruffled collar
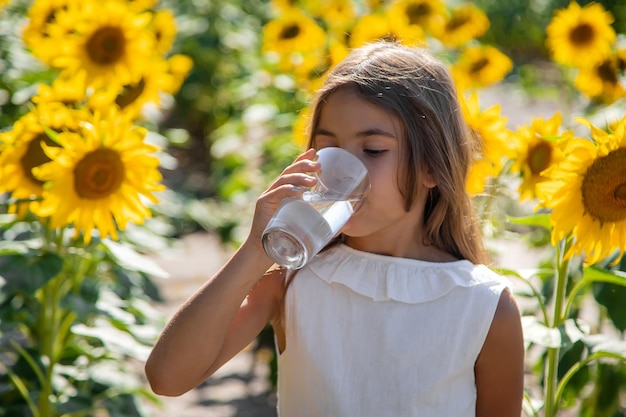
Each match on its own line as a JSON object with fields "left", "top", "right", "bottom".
{"left": 303, "top": 244, "right": 504, "bottom": 304}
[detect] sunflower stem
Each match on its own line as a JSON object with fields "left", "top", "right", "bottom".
{"left": 36, "top": 228, "right": 70, "bottom": 417}
{"left": 544, "top": 238, "right": 571, "bottom": 417}
{"left": 38, "top": 275, "right": 61, "bottom": 417}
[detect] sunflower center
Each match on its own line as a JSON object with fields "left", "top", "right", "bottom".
{"left": 527, "top": 140, "right": 552, "bottom": 175}
{"left": 279, "top": 24, "right": 301, "bottom": 40}
{"left": 86, "top": 26, "right": 126, "bottom": 65}
{"left": 581, "top": 148, "right": 626, "bottom": 223}
{"left": 73, "top": 148, "right": 125, "bottom": 199}
{"left": 597, "top": 60, "right": 618, "bottom": 84}
{"left": 115, "top": 78, "right": 146, "bottom": 108}
{"left": 616, "top": 183, "right": 626, "bottom": 201}
{"left": 470, "top": 58, "right": 489, "bottom": 74}
{"left": 44, "top": 9, "right": 57, "bottom": 25}
{"left": 446, "top": 15, "right": 469, "bottom": 32}
{"left": 20, "top": 134, "right": 59, "bottom": 186}
{"left": 406, "top": 4, "right": 431, "bottom": 25}
{"left": 569, "top": 23, "right": 594, "bottom": 46}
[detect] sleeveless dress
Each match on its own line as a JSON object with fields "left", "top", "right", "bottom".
{"left": 277, "top": 244, "right": 509, "bottom": 417}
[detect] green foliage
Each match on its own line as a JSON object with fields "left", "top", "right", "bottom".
{"left": 505, "top": 213, "right": 626, "bottom": 416}
{"left": 0, "top": 216, "right": 167, "bottom": 416}
{"left": 474, "top": 0, "right": 626, "bottom": 61}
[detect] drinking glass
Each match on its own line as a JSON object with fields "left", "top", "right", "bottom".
{"left": 262, "top": 147, "right": 370, "bottom": 269}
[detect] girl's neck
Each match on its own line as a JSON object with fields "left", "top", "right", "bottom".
{"left": 344, "top": 236, "right": 458, "bottom": 263}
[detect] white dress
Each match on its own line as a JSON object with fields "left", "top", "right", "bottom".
{"left": 277, "top": 244, "right": 509, "bottom": 417}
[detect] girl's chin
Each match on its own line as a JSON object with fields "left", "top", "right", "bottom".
{"left": 339, "top": 222, "right": 365, "bottom": 238}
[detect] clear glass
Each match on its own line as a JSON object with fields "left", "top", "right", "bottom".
{"left": 262, "top": 147, "right": 370, "bottom": 269}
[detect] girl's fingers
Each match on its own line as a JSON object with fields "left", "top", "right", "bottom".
{"left": 294, "top": 148, "right": 317, "bottom": 162}
{"left": 249, "top": 150, "right": 319, "bottom": 243}
{"left": 280, "top": 154, "right": 320, "bottom": 176}
{"left": 260, "top": 183, "right": 306, "bottom": 205}
{"left": 269, "top": 172, "right": 317, "bottom": 191}
{"left": 263, "top": 149, "right": 320, "bottom": 193}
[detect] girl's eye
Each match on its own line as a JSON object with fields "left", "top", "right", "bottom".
{"left": 364, "top": 149, "right": 386, "bottom": 156}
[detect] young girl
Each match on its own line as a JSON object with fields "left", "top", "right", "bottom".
{"left": 145, "top": 41, "right": 525, "bottom": 416}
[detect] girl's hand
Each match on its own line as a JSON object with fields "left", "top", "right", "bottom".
{"left": 246, "top": 148, "right": 320, "bottom": 251}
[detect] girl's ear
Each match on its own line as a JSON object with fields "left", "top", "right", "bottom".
{"left": 421, "top": 166, "right": 437, "bottom": 189}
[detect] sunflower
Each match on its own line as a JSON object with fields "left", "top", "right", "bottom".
{"left": 32, "top": 71, "right": 87, "bottom": 107}
{"left": 460, "top": 93, "right": 512, "bottom": 195}
{"left": 573, "top": 49, "right": 626, "bottom": 104}
{"left": 88, "top": 56, "right": 185, "bottom": 120}
{"left": 262, "top": 8, "right": 327, "bottom": 76}
{"left": 546, "top": 1, "right": 616, "bottom": 69}
{"left": 366, "top": 0, "right": 386, "bottom": 12}
{"left": 431, "top": 3, "right": 489, "bottom": 48}
{"left": 32, "top": 109, "right": 165, "bottom": 244}
{"left": 307, "top": 37, "right": 348, "bottom": 89}
{"left": 509, "top": 113, "right": 571, "bottom": 201}
{"left": 349, "top": 12, "right": 425, "bottom": 48}
{"left": 270, "top": 0, "right": 298, "bottom": 12}
{"left": 22, "top": 0, "right": 75, "bottom": 63}
{"left": 150, "top": 9, "right": 177, "bottom": 55}
{"left": 49, "top": 1, "right": 155, "bottom": 88}
{"left": 262, "top": 8, "right": 326, "bottom": 56}
{"left": 537, "top": 116, "right": 626, "bottom": 264}
{"left": 386, "top": 0, "right": 445, "bottom": 34}
{"left": 308, "top": 0, "right": 356, "bottom": 33}
{"left": 0, "top": 106, "right": 86, "bottom": 215}
{"left": 125, "top": 0, "right": 157, "bottom": 13}
{"left": 451, "top": 45, "right": 513, "bottom": 91}
{"left": 165, "top": 53, "right": 194, "bottom": 93}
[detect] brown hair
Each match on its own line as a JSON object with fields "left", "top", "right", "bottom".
{"left": 307, "top": 41, "right": 488, "bottom": 264}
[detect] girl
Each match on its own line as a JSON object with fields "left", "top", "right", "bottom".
{"left": 145, "top": 41, "right": 525, "bottom": 416}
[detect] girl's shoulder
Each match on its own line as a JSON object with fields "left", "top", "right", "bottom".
{"left": 258, "top": 265, "right": 292, "bottom": 300}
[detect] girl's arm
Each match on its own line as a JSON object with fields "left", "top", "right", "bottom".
{"left": 144, "top": 149, "right": 319, "bottom": 397}
{"left": 145, "top": 243, "right": 279, "bottom": 397}
{"left": 475, "top": 288, "right": 525, "bottom": 417}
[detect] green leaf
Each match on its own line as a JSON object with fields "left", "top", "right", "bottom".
{"left": 507, "top": 213, "right": 552, "bottom": 231}
{"left": 101, "top": 239, "right": 169, "bottom": 279}
{"left": 563, "top": 267, "right": 626, "bottom": 323}
{"left": 0, "top": 252, "right": 64, "bottom": 295}
{"left": 53, "top": 311, "right": 78, "bottom": 362}
{"left": 522, "top": 316, "right": 561, "bottom": 348}
{"left": 9, "top": 340, "right": 45, "bottom": 387}
{"left": 558, "top": 318, "right": 590, "bottom": 349}
{"left": 582, "top": 266, "right": 626, "bottom": 286}
{"left": 5, "top": 367, "right": 40, "bottom": 417}
{"left": 583, "top": 334, "right": 626, "bottom": 357}
{"left": 0, "top": 214, "right": 18, "bottom": 227}
{"left": 593, "top": 281, "right": 626, "bottom": 331}
{"left": 0, "top": 241, "right": 29, "bottom": 256}
{"left": 72, "top": 320, "right": 152, "bottom": 361}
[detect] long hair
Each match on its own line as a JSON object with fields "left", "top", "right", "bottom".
{"left": 306, "top": 41, "right": 488, "bottom": 264}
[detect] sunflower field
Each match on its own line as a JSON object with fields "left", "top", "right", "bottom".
{"left": 1, "top": 0, "right": 626, "bottom": 416}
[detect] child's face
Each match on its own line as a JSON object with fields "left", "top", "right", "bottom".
{"left": 312, "top": 86, "right": 435, "bottom": 254}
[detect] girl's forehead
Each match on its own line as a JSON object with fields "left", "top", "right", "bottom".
{"left": 315, "top": 92, "right": 403, "bottom": 140}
